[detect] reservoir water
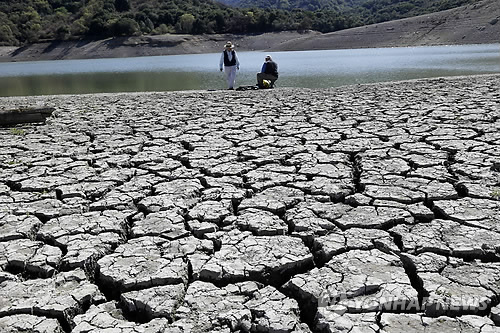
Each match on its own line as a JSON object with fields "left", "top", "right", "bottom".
{"left": 0, "top": 43, "right": 499, "bottom": 96}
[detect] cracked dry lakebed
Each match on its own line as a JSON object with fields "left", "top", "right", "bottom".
{"left": 0, "top": 74, "right": 499, "bottom": 333}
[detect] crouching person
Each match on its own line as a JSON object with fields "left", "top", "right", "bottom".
{"left": 257, "top": 55, "right": 278, "bottom": 89}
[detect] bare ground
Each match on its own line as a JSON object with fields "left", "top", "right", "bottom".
{"left": 0, "top": 0, "right": 498, "bottom": 62}
{"left": 0, "top": 74, "right": 499, "bottom": 332}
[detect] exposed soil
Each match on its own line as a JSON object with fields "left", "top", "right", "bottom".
{"left": 0, "top": 74, "right": 499, "bottom": 332}
{"left": 0, "top": 0, "right": 498, "bottom": 62}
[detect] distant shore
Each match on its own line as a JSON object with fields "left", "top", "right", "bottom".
{"left": 0, "top": 0, "right": 498, "bottom": 63}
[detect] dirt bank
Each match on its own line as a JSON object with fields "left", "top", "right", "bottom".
{"left": 0, "top": 0, "right": 498, "bottom": 62}
{"left": 271, "top": 0, "right": 500, "bottom": 51}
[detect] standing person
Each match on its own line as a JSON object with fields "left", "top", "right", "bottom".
{"left": 219, "top": 41, "right": 240, "bottom": 90}
{"left": 257, "top": 55, "right": 278, "bottom": 89}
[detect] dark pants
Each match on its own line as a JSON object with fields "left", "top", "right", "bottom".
{"left": 257, "top": 72, "right": 278, "bottom": 87}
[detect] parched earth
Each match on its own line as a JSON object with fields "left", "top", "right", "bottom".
{"left": 0, "top": 74, "right": 499, "bottom": 332}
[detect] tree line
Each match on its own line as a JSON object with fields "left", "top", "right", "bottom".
{"left": 0, "top": 0, "right": 479, "bottom": 46}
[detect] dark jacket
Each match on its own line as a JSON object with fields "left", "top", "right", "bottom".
{"left": 263, "top": 61, "right": 278, "bottom": 77}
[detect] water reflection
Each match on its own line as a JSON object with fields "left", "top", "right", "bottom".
{"left": 0, "top": 72, "right": 215, "bottom": 96}
{"left": 0, "top": 44, "right": 498, "bottom": 96}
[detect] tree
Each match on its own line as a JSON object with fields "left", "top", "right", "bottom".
{"left": 88, "top": 16, "right": 109, "bottom": 35}
{"left": 114, "top": 0, "right": 130, "bottom": 12}
{"left": 214, "top": 11, "right": 225, "bottom": 32}
{"left": 176, "top": 13, "right": 195, "bottom": 33}
{"left": 0, "top": 24, "right": 18, "bottom": 45}
{"left": 297, "top": 16, "right": 312, "bottom": 31}
{"left": 19, "top": 7, "right": 42, "bottom": 42}
{"left": 111, "top": 17, "right": 139, "bottom": 36}
{"left": 55, "top": 25, "right": 70, "bottom": 40}
{"left": 0, "top": 0, "right": 481, "bottom": 46}
{"left": 152, "top": 23, "right": 173, "bottom": 34}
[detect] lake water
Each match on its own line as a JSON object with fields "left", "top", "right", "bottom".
{"left": 0, "top": 43, "right": 499, "bottom": 96}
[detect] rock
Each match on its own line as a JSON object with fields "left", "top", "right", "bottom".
{"left": 0, "top": 106, "right": 55, "bottom": 125}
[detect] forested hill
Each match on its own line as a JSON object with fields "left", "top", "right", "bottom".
{"left": 216, "top": 0, "right": 475, "bottom": 12}
{"left": 0, "top": 0, "right": 479, "bottom": 46}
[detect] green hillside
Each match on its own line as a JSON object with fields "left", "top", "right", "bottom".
{"left": 216, "top": 0, "right": 365, "bottom": 11}
{"left": 217, "top": 0, "right": 478, "bottom": 22}
{"left": 217, "top": 0, "right": 475, "bottom": 13}
{"left": 0, "top": 0, "right": 479, "bottom": 46}
{"left": 352, "top": 0, "right": 479, "bottom": 24}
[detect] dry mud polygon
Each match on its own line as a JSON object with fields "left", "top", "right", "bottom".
{"left": 0, "top": 74, "right": 499, "bottom": 332}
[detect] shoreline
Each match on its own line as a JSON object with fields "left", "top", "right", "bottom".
{"left": 1, "top": 73, "right": 499, "bottom": 101}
